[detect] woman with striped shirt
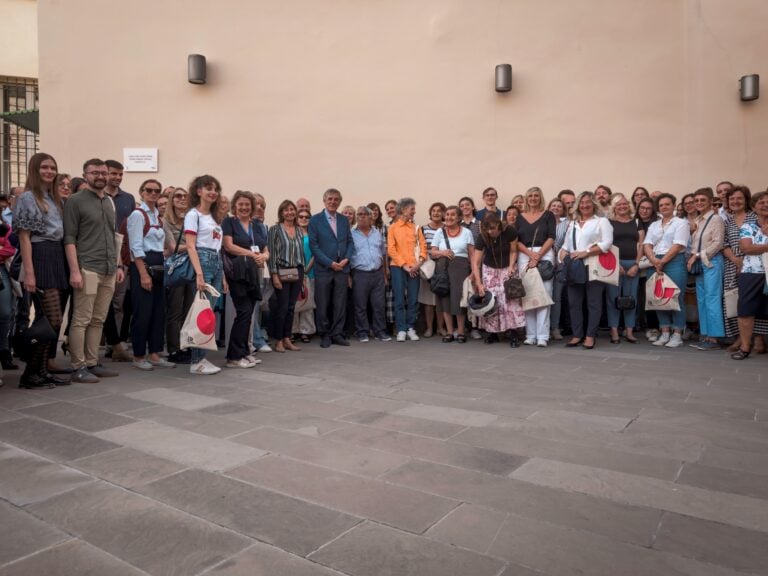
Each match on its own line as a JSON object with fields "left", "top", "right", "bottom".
{"left": 268, "top": 200, "right": 305, "bottom": 353}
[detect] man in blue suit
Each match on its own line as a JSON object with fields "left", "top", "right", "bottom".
{"left": 309, "top": 188, "right": 354, "bottom": 348}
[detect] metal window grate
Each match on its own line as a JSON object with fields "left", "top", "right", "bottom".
{"left": 0, "top": 76, "right": 39, "bottom": 193}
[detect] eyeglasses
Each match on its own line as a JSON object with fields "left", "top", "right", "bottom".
{"left": 693, "top": 198, "right": 709, "bottom": 204}
{"left": 173, "top": 193, "right": 187, "bottom": 199}
{"left": 144, "top": 188, "right": 161, "bottom": 194}
{"left": 86, "top": 171, "right": 107, "bottom": 177}
{"left": 297, "top": 215, "right": 310, "bottom": 219}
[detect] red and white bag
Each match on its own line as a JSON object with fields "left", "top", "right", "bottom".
{"left": 180, "top": 284, "right": 221, "bottom": 351}
{"left": 645, "top": 272, "right": 680, "bottom": 311}
{"left": 587, "top": 245, "right": 620, "bottom": 286}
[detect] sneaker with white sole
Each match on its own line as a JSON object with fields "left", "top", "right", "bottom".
{"left": 358, "top": 334, "right": 370, "bottom": 343}
{"left": 536, "top": 340, "right": 548, "bottom": 347}
{"left": 132, "top": 359, "right": 154, "bottom": 371}
{"left": 646, "top": 329, "right": 659, "bottom": 342}
{"left": 190, "top": 360, "right": 221, "bottom": 375}
{"left": 227, "top": 358, "right": 256, "bottom": 369}
{"left": 470, "top": 329, "right": 483, "bottom": 340}
{"left": 523, "top": 337, "right": 536, "bottom": 346}
{"left": 375, "top": 333, "right": 392, "bottom": 342}
{"left": 257, "top": 344, "right": 272, "bottom": 353}
{"left": 406, "top": 328, "right": 420, "bottom": 341}
{"left": 396, "top": 331, "right": 407, "bottom": 342}
{"left": 652, "top": 332, "right": 671, "bottom": 346}
{"left": 665, "top": 333, "right": 684, "bottom": 348}
{"left": 245, "top": 354, "right": 263, "bottom": 364}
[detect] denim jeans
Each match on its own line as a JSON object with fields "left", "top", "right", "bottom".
{"left": 695, "top": 253, "right": 725, "bottom": 338}
{"left": 390, "top": 266, "right": 419, "bottom": 332}
{"left": 606, "top": 258, "right": 640, "bottom": 329}
{"left": 0, "top": 267, "right": 14, "bottom": 352}
{"left": 655, "top": 253, "right": 687, "bottom": 330}
{"left": 190, "top": 248, "right": 223, "bottom": 364}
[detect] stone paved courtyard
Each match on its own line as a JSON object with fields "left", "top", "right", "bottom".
{"left": 0, "top": 338, "right": 766, "bottom": 576}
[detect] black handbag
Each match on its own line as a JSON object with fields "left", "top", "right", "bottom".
{"left": 564, "top": 225, "right": 587, "bottom": 285}
{"left": 615, "top": 282, "right": 636, "bottom": 310}
{"left": 430, "top": 228, "right": 452, "bottom": 297}
{"left": 537, "top": 260, "right": 554, "bottom": 281}
{"left": 14, "top": 292, "right": 58, "bottom": 362}
{"left": 504, "top": 276, "right": 525, "bottom": 299}
{"left": 689, "top": 213, "right": 715, "bottom": 276}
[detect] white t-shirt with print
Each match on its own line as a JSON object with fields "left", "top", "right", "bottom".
{"left": 184, "top": 208, "right": 223, "bottom": 251}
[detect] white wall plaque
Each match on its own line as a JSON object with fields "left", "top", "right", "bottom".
{"left": 123, "top": 148, "right": 158, "bottom": 172}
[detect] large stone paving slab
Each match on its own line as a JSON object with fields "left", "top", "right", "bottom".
{"left": 308, "top": 522, "right": 505, "bottom": 576}
{"left": 95, "top": 421, "right": 267, "bottom": 471}
{"left": 0, "top": 444, "right": 95, "bottom": 505}
{"left": 0, "top": 500, "right": 68, "bottom": 565}
{"left": 19, "top": 401, "right": 136, "bottom": 432}
{"left": 125, "top": 387, "right": 229, "bottom": 410}
{"left": 228, "top": 455, "right": 458, "bottom": 534}
{"left": 0, "top": 418, "right": 119, "bottom": 462}
{"left": 231, "top": 426, "right": 408, "bottom": 477}
{"left": 511, "top": 458, "right": 768, "bottom": 532}
{"left": 126, "top": 404, "right": 256, "bottom": 438}
{"left": 27, "top": 482, "right": 250, "bottom": 576}
{"left": 72, "top": 447, "right": 186, "bottom": 488}
{"left": 140, "top": 468, "right": 361, "bottom": 556}
{"left": 0, "top": 539, "right": 147, "bottom": 576}
{"left": 206, "top": 542, "right": 344, "bottom": 576}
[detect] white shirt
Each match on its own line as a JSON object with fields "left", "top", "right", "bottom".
{"left": 563, "top": 216, "right": 613, "bottom": 253}
{"left": 433, "top": 227, "right": 474, "bottom": 258}
{"left": 643, "top": 216, "right": 690, "bottom": 254}
{"left": 184, "top": 208, "right": 223, "bottom": 251}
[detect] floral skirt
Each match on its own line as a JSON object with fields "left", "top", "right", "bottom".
{"left": 478, "top": 266, "right": 526, "bottom": 332}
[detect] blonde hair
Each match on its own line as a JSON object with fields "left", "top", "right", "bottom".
{"left": 523, "top": 187, "right": 544, "bottom": 213}
{"left": 572, "top": 191, "right": 601, "bottom": 221}
{"left": 610, "top": 192, "right": 634, "bottom": 218}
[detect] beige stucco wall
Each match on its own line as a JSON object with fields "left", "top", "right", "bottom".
{"left": 38, "top": 0, "right": 767, "bottom": 215}
{"left": 0, "top": 0, "right": 38, "bottom": 78}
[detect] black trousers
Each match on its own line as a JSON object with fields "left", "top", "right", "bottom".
{"left": 130, "top": 253, "right": 165, "bottom": 356}
{"left": 273, "top": 267, "right": 304, "bottom": 340}
{"left": 352, "top": 268, "right": 385, "bottom": 337}
{"left": 314, "top": 268, "right": 349, "bottom": 338}
{"left": 227, "top": 280, "right": 260, "bottom": 360}
{"left": 567, "top": 280, "right": 605, "bottom": 339}
{"left": 165, "top": 282, "right": 195, "bottom": 354}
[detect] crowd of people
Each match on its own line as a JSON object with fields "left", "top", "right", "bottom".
{"left": 0, "top": 152, "right": 766, "bottom": 388}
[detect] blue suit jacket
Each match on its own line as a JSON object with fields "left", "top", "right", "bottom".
{"left": 308, "top": 210, "right": 354, "bottom": 273}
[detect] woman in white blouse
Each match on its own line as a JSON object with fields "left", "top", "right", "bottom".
{"left": 559, "top": 191, "right": 613, "bottom": 349}
{"left": 643, "top": 193, "right": 691, "bottom": 348}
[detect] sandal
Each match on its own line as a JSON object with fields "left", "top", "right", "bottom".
{"left": 731, "top": 348, "right": 751, "bottom": 360}
{"left": 456, "top": 334, "right": 467, "bottom": 343}
{"left": 624, "top": 335, "right": 638, "bottom": 344}
{"left": 442, "top": 335, "right": 455, "bottom": 343}
{"left": 300, "top": 334, "right": 311, "bottom": 343}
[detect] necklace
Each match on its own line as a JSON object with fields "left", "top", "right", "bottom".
{"left": 446, "top": 226, "right": 461, "bottom": 237}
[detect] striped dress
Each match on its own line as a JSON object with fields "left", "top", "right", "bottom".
{"left": 724, "top": 212, "right": 767, "bottom": 336}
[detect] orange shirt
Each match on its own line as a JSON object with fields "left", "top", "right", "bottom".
{"left": 387, "top": 219, "right": 427, "bottom": 267}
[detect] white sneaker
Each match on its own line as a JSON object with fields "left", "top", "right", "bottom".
{"left": 190, "top": 360, "right": 221, "bottom": 375}
{"left": 536, "top": 340, "right": 548, "bottom": 347}
{"left": 646, "top": 329, "right": 659, "bottom": 342}
{"left": 245, "top": 354, "right": 262, "bottom": 364}
{"left": 257, "top": 344, "right": 272, "bottom": 353}
{"left": 396, "top": 331, "right": 407, "bottom": 342}
{"left": 132, "top": 359, "right": 154, "bottom": 371}
{"left": 665, "top": 333, "right": 684, "bottom": 348}
{"left": 470, "top": 329, "right": 483, "bottom": 340}
{"left": 652, "top": 332, "right": 670, "bottom": 346}
{"left": 406, "top": 328, "right": 420, "bottom": 341}
{"left": 523, "top": 337, "right": 536, "bottom": 346}
{"left": 227, "top": 358, "right": 257, "bottom": 369}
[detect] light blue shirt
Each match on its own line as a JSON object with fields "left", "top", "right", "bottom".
{"left": 128, "top": 202, "right": 165, "bottom": 259}
{"left": 2, "top": 207, "right": 12, "bottom": 227}
{"left": 351, "top": 227, "right": 385, "bottom": 271}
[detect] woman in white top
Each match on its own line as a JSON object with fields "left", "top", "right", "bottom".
{"left": 431, "top": 205, "right": 475, "bottom": 343}
{"left": 642, "top": 193, "right": 690, "bottom": 348}
{"left": 559, "top": 191, "right": 613, "bottom": 349}
{"left": 184, "top": 174, "right": 228, "bottom": 375}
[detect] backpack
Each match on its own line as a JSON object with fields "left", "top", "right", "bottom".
{"left": 119, "top": 209, "right": 163, "bottom": 266}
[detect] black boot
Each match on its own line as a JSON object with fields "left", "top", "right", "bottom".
{"left": 0, "top": 350, "right": 18, "bottom": 370}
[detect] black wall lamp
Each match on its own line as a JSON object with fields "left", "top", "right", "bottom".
{"left": 495, "top": 64, "right": 512, "bottom": 93}
{"left": 188, "top": 54, "right": 207, "bottom": 85}
{"left": 740, "top": 74, "right": 759, "bottom": 101}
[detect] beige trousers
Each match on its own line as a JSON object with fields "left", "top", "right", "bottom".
{"left": 69, "top": 270, "right": 116, "bottom": 369}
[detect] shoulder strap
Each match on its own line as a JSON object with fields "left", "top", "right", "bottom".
{"left": 696, "top": 214, "right": 715, "bottom": 252}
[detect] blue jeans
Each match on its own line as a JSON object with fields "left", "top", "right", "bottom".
{"left": 551, "top": 273, "right": 565, "bottom": 331}
{"left": 655, "top": 253, "right": 687, "bottom": 330}
{"left": 191, "top": 248, "right": 223, "bottom": 364}
{"left": 0, "top": 267, "right": 14, "bottom": 352}
{"left": 390, "top": 266, "right": 419, "bottom": 332}
{"left": 695, "top": 253, "right": 724, "bottom": 338}
{"left": 606, "top": 259, "right": 639, "bottom": 330}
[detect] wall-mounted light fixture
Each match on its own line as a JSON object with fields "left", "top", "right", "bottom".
{"left": 740, "top": 74, "right": 759, "bottom": 101}
{"left": 495, "top": 64, "right": 512, "bottom": 93}
{"left": 188, "top": 54, "right": 207, "bottom": 85}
